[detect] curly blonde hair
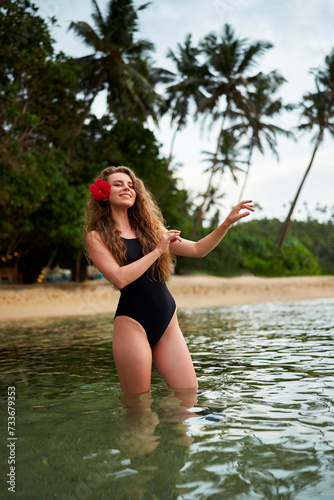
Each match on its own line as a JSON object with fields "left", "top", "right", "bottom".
{"left": 85, "top": 166, "right": 175, "bottom": 285}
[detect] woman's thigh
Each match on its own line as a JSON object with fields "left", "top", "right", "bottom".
{"left": 113, "top": 316, "right": 152, "bottom": 394}
{"left": 152, "top": 311, "right": 198, "bottom": 390}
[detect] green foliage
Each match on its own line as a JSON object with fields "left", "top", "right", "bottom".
{"left": 0, "top": 1, "right": 88, "bottom": 281}
{"left": 288, "top": 219, "right": 334, "bottom": 274}
{"left": 176, "top": 218, "right": 328, "bottom": 277}
{"left": 242, "top": 238, "right": 320, "bottom": 277}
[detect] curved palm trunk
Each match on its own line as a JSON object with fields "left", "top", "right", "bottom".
{"left": 277, "top": 128, "right": 323, "bottom": 249}
{"left": 190, "top": 164, "right": 218, "bottom": 239}
{"left": 238, "top": 142, "right": 254, "bottom": 203}
{"left": 166, "top": 125, "right": 179, "bottom": 175}
{"left": 190, "top": 113, "right": 229, "bottom": 239}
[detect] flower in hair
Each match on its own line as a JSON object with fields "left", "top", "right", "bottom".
{"left": 89, "top": 178, "right": 111, "bottom": 201}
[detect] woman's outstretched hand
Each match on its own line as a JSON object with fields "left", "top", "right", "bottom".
{"left": 225, "top": 200, "right": 255, "bottom": 226}
{"left": 156, "top": 230, "right": 182, "bottom": 254}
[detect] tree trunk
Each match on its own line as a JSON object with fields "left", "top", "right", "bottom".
{"left": 190, "top": 121, "right": 227, "bottom": 239}
{"left": 75, "top": 251, "right": 81, "bottom": 282}
{"left": 165, "top": 125, "right": 179, "bottom": 175}
{"left": 46, "top": 245, "right": 59, "bottom": 269}
{"left": 73, "top": 73, "right": 105, "bottom": 136}
{"left": 238, "top": 142, "right": 253, "bottom": 203}
{"left": 73, "top": 252, "right": 88, "bottom": 282}
{"left": 190, "top": 166, "right": 217, "bottom": 239}
{"left": 277, "top": 129, "right": 323, "bottom": 249}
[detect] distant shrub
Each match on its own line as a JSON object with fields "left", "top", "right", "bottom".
{"left": 243, "top": 239, "right": 320, "bottom": 277}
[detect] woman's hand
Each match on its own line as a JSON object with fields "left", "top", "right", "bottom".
{"left": 225, "top": 200, "right": 255, "bottom": 227}
{"left": 156, "top": 230, "right": 182, "bottom": 254}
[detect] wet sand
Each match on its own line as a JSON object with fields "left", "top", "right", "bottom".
{"left": 1, "top": 275, "right": 333, "bottom": 322}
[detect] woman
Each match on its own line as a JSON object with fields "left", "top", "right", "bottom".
{"left": 85, "top": 166, "right": 254, "bottom": 394}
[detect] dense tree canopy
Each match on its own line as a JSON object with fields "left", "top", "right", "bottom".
{"left": 0, "top": 0, "right": 189, "bottom": 282}
{"left": 0, "top": 1, "right": 85, "bottom": 280}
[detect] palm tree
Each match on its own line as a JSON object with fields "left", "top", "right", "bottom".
{"left": 68, "top": 0, "right": 165, "bottom": 135}
{"left": 165, "top": 34, "right": 209, "bottom": 171}
{"left": 190, "top": 130, "right": 246, "bottom": 238}
{"left": 277, "top": 50, "right": 334, "bottom": 249}
{"left": 191, "top": 24, "right": 273, "bottom": 235}
{"left": 234, "top": 71, "right": 294, "bottom": 202}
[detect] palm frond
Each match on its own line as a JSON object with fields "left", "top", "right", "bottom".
{"left": 91, "top": 0, "right": 105, "bottom": 36}
{"left": 138, "top": 2, "right": 151, "bottom": 10}
{"left": 68, "top": 21, "right": 101, "bottom": 51}
{"left": 237, "top": 41, "right": 273, "bottom": 74}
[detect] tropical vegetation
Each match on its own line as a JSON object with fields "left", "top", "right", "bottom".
{"left": 0, "top": 0, "right": 333, "bottom": 283}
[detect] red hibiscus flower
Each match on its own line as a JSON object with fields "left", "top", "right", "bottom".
{"left": 89, "top": 178, "right": 111, "bottom": 201}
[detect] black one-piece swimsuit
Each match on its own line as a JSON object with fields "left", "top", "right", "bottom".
{"left": 114, "top": 238, "right": 176, "bottom": 347}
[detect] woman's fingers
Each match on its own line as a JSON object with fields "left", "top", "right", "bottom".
{"left": 156, "top": 230, "right": 182, "bottom": 253}
{"left": 225, "top": 201, "right": 255, "bottom": 225}
{"left": 166, "top": 230, "right": 181, "bottom": 240}
{"left": 167, "top": 231, "right": 182, "bottom": 244}
{"left": 235, "top": 201, "right": 254, "bottom": 214}
{"left": 167, "top": 230, "right": 181, "bottom": 236}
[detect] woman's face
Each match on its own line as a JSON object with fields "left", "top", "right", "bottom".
{"left": 107, "top": 172, "right": 136, "bottom": 209}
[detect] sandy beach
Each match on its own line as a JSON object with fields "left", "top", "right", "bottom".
{"left": 0, "top": 275, "right": 333, "bottom": 322}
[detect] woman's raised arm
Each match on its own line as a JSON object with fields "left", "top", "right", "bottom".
{"left": 169, "top": 200, "right": 254, "bottom": 258}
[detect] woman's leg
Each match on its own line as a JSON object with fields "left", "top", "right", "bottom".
{"left": 113, "top": 316, "right": 152, "bottom": 393}
{"left": 152, "top": 311, "right": 198, "bottom": 390}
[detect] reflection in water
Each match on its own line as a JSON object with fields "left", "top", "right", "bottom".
{"left": 117, "top": 389, "right": 198, "bottom": 458}
{"left": 0, "top": 299, "right": 333, "bottom": 499}
{"left": 117, "top": 392, "right": 161, "bottom": 458}
{"left": 112, "top": 389, "right": 198, "bottom": 498}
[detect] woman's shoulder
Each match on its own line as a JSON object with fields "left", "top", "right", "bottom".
{"left": 86, "top": 231, "right": 113, "bottom": 257}
{"left": 86, "top": 230, "right": 103, "bottom": 245}
{"left": 86, "top": 229, "right": 97, "bottom": 238}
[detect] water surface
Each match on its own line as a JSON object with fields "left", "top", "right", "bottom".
{"left": 0, "top": 299, "right": 333, "bottom": 499}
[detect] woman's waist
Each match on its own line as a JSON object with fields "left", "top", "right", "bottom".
{"left": 120, "top": 276, "right": 172, "bottom": 296}
{"left": 121, "top": 272, "right": 164, "bottom": 288}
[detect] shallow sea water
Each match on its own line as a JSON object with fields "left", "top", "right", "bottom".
{"left": 0, "top": 298, "right": 334, "bottom": 499}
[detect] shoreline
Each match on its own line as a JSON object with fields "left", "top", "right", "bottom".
{"left": 1, "top": 275, "right": 333, "bottom": 322}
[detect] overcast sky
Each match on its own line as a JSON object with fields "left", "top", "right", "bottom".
{"left": 34, "top": 0, "right": 334, "bottom": 222}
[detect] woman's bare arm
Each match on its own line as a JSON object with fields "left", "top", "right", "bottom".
{"left": 170, "top": 200, "right": 255, "bottom": 258}
{"left": 86, "top": 232, "right": 161, "bottom": 289}
{"left": 86, "top": 230, "right": 181, "bottom": 289}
